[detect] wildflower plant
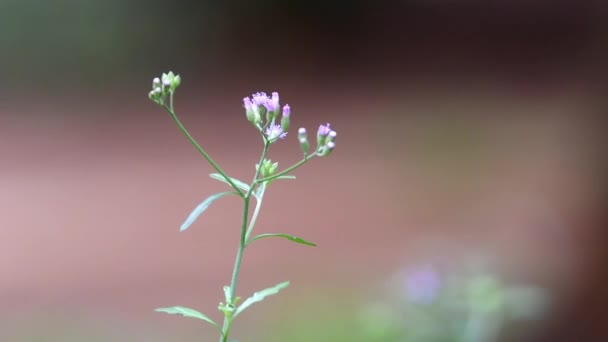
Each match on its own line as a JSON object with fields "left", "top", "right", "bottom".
{"left": 148, "top": 71, "right": 337, "bottom": 342}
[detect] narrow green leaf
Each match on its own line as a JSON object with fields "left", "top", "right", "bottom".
{"left": 209, "top": 173, "right": 250, "bottom": 193}
{"left": 180, "top": 191, "right": 236, "bottom": 232}
{"left": 276, "top": 175, "right": 296, "bottom": 180}
{"left": 155, "top": 306, "right": 222, "bottom": 334}
{"left": 234, "top": 281, "right": 290, "bottom": 318}
{"left": 247, "top": 233, "right": 316, "bottom": 247}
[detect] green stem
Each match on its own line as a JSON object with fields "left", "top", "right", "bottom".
{"left": 219, "top": 139, "right": 270, "bottom": 342}
{"left": 162, "top": 104, "right": 244, "bottom": 197}
{"left": 219, "top": 196, "right": 249, "bottom": 342}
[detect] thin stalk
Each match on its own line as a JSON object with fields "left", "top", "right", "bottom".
{"left": 219, "top": 196, "right": 249, "bottom": 342}
{"left": 219, "top": 139, "right": 270, "bottom": 342}
{"left": 162, "top": 103, "right": 244, "bottom": 197}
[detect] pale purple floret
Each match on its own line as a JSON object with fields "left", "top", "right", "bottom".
{"left": 405, "top": 265, "right": 441, "bottom": 304}
{"left": 267, "top": 92, "right": 280, "bottom": 112}
{"left": 243, "top": 97, "right": 253, "bottom": 111}
{"left": 248, "top": 91, "right": 280, "bottom": 112}
{"left": 282, "top": 104, "right": 291, "bottom": 118}
{"left": 329, "top": 131, "right": 337, "bottom": 139}
{"left": 298, "top": 127, "right": 306, "bottom": 135}
{"left": 251, "top": 92, "right": 269, "bottom": 106}
{"left": 318, "top": 123, "right": 331, "bottom": 136}
{"left": 326, "top": 141, "right": 336, "bottom": 150}
{"left": 265, "top": 124, "right": 287, "bottom": 141}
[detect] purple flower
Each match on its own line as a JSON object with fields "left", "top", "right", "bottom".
{"left": 405, "top": 265, "right": 441, "bottom": 304}
{"left": 249, "top": 91, "right": 277, "bottom": 112}
{"left": 265, "top": 124, "right": 287, "bottom": 141}
{"left": 282, "top": 104, "right": 290, "bottom": 118}
{"left": 243, "top": 97, "right": 253, "bottom": 111}
{"left": 251, "top": 92, "right": 270, "bottom": 107}
{"left": 317, "top": 123, "right": 331, "bottom": 136}
{"left": 267, "top": 92, "right": 280, "bottom": 112}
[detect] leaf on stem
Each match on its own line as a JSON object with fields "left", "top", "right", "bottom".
{"left": 180, "top": 191, "right": 236, "bottom": 232}
{"left": 155, "top": 306, "right": 222, "bottom": 333}
{"left": 209, "top": 173, "right": 250, "bottom": 193}
{"left": 247, "top": 233, "right": 316, "bottom": 247}
{"left": 234, "top": 281, "right": 290, "bottom": 318}
{"left": 276, "top": 175, "right": 296, "bottom": 180}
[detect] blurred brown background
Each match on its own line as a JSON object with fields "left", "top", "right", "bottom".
{"left": 1, "top": 1, "right": 607, "bottom": 341}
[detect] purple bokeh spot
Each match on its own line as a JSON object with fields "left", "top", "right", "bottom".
{"left": 405, "top": 265, "right": 441, "bottom": 304}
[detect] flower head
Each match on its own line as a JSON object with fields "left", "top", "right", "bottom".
{"left": 251, "top": 92, "right": 270, "bottom": 107}
{"left": 265, "top": 123, "right": 287, "bottom": 142}
{"left": 243, "top": 97, "right": 253, "bottom": 112}
{"left": 282, "top": 104, "right": 290, "bottom": 118}
{"left": 280, "top": 104, "right": 291, "bottom": 132}
{"left": 316, "top": 123, "right": 332, "bottom": 151}
{"left": 243, "top": 97, "right": 259, "bottom": 124}
{"left": 267, "top": 92, "right": 280, "bottom": 112}
{"left": 317, "top": 123, "right": 331, "bottom": 136}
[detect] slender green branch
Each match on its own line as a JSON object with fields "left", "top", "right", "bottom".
{"left": 219, "top": 195, "right": 249, "bottom": 342}
{"left": 220, "top": 138, "right": 270, "bottom": 342}
{"left": 228, "top": 197, "right": 250, "bottom": 302}
{"left": 256, "top": 152, "right": 316, "bottom": 183}
{"left": 162, "top": 104, "right": 244, "bottom": 197}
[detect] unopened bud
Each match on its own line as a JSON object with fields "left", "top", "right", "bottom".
{"left": 152, "top": 77, "right": 161, "bottom": 88}
{"left": 244, "top": 97, "right": 255, "bottom": 123}
{"left": 327, "top": 131, "right": 337, "bottom": 143}
{"left": 280, "top": 104, "right": 290, "bottom": 132}
{"left": 316, "top": 123, "right": 331, "bottom": 151}
{"left": 317, "top": 141, "right": 336, "bottom": 157}
{"left": 298, "top": 127, "right": 309, "bottom": 154}
{"left": 171, "top": 74, "right": 181, "bottom": 91}
{"left": 257, "top": 159, "right": 278, "bottom": 178}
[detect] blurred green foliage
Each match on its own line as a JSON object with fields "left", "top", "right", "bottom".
{"left": 0, "top": 0, "right": 223, "bottom": 91}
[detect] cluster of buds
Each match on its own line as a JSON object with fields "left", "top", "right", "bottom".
{"left": 243, "top": 92, "right": 290, "bottom": 143}
{"left": 256, "top": 159, "right": 279, "bottom": 178}
{"left": 296, "top": 123, "right": 336, "bottom": 157}
{"left": 149, "top": 71, "right": 182, "bottom": 105}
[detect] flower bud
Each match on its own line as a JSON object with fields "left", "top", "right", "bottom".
{"left": 317, "top": 141, "right": 335, "bottom": 157}
{"left": 280, "top": 104, "right": 290, "bottom": 132}
{"left": 327, "top": 130, "right": 337, "bottom": 144}
{"left": 256, "top": 159, "right": 279, "bottom": 178}
{"left": 171, "top": 74, "right": 181, "bottom": 91}
{"left": 244, "top": 97, "right": 255, "bottom": 124}
{"left": 152, "top": 77, "right": 161, "bottom": 89}
{"left": 267, "top": 92, "right": 279, "bottom": 121}
{"left": 298, "top": 127, "right": 309, "bottom": 154}
{"left": 161, "top": 73, "right": 170, "bottom": 85}
{"left": 316, "top": 123, "right": 331, "bottom": 150}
